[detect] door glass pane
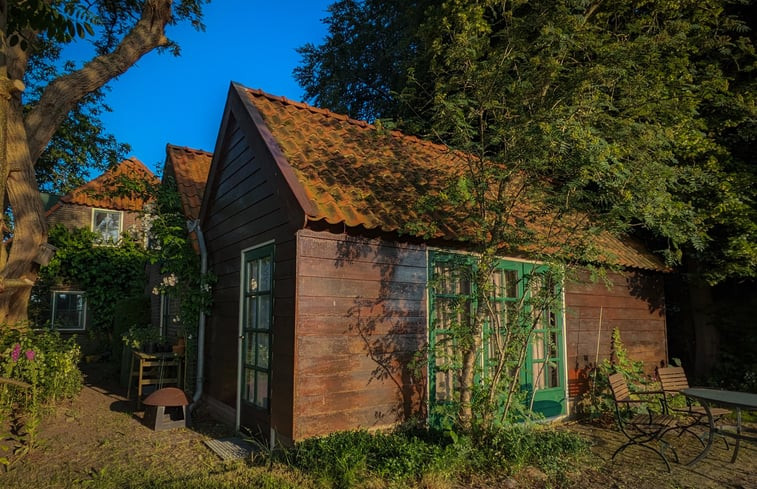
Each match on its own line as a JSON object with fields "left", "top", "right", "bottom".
{"left": 247, "top": 261, "right": 259, "bottom": 292}
{"left": 245, "top": 369, "right": 255, "bottom": 402}
{"left": 246, "top": 298, "right": 257, "bottom": 329}
{"left": 245, "top": 335, "right": 256, "bottom": 366}
{"left": 255, "top": 371, "right": 269, "bottom": 408}
{"left": 257, "top": 295, "right": 271, "bottom": 330}
{"left": 256, "top": 333, "right": 269, "bottom": 368}
{"left": 259, "top": 256, "right": 272, "bottom": 292}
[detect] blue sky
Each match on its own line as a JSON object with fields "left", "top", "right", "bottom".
{"left": 68, "top": 0, "right": 333, "bottom": 174}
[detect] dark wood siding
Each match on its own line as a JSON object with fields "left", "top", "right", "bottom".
{"left": 564, "top": 269, "right": 667, "bottom": 400}
{"left": 293, "top": 230, "right": 427, "bottom": 440}
{"left": 202, "top": 115, "right": 301, "bottom": 442}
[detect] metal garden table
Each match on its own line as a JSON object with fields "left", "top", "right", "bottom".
{"left": 681, "top": 388, "right": 757, "bottom": 466}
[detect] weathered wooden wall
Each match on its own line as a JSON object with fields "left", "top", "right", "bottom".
{"left": 293, "top": 230, "right": 428, "bottom": 440}
{"left": 564, "top": 269, "right": 667, "bottom": 400}
{"left": 201, "top": 110, "right": 301, "bottom": 442}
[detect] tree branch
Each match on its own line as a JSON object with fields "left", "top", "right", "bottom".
{"left": 24, "top": 0, "right": 173, "bottom": 162}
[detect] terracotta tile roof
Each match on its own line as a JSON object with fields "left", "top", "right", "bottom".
{"left": 58, "top": 157, "right": 157, "bottom": 211}
{"left": 241, "top": 86, "right": 665, "bottom": 271}
{"left": 164, "top": 144, "right": 213, "bottom": 220}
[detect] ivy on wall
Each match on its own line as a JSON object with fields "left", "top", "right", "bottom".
{"left": 30, "top": 225, "right": 152, "bottom": 346}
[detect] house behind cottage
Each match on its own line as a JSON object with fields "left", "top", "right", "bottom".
{"left": 39, "top": 158, "right": 157, "bottom": 332}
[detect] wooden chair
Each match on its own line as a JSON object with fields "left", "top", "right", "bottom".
{"left": 608, "top": 373, "right": 679, "bottom": 472}
{"left": 658, "top": 366, "right": 731, "bottom": 448}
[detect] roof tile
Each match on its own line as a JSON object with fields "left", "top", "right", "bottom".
{"left": 165, "top": 145, "right": 213, "bottom": 220}
{"left": 243, "top": 87, "right": 665, "bottom": 271}
{"left": 59, "top": 157, "right": 157, "bottom": 211}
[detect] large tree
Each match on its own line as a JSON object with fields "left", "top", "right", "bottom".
{"left": 0, "top": 0, "right": 207, "bottom": 324}
{"left": 297, "top": 0, "right": 757, "bottom": 284}
{"left": 297, "top": 0, "right": 757, "bottom": 426}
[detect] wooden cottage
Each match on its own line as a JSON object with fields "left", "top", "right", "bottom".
{"left": 197, "top": 83, "right": 668, "bottom": 444}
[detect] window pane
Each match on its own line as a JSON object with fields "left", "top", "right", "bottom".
{"left": 53, "top": 292, "right": 85, "bottom": 330}
{"left": 255, "top": 371, "right": 269, "bottom": 408}
{"left": 532, "top": 362, "right": 546, "bottom": 390}
{"left": 549, "top": 331, "right": 558, "bottom": 358}
{"left": 532, "top": 332, "right": 545, "bottom": 360}
{"left": 256, "top": 333, "right": 270, "bottom": 368}
{"left": 93, "top": 210, "right": 121, "bottom": 243}
{"left": 548, "top": 363, "right": 560, "bottom": 388}
{"left": 434, "top": 332, "right": 458, "bottom": 402}
{"left": 492, "top": 269, "right": 518, "bottom": 299}
{"left": 257, "top": 296, "right": 271, "bottom": 330}
{"left": 504, "top": 270, "right": 518, "bottom": 298}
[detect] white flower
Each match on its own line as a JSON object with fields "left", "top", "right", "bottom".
{"left": 152, "top": 287, "right": 160, "bottom": 296}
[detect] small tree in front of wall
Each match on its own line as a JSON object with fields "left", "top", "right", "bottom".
{"left": 405, "top": 1, "right": 624, "bottom": 430}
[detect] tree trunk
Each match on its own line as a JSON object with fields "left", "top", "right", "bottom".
{"left": 0, "top": 99, "right": 46, "bottom": 325}
{"left": 0, "top": 0, "right": 174, "bottom": 325}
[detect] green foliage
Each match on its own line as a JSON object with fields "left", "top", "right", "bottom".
{"left": 31, "top": 225, "right": 152, "bottom": 346}
{"left": 575, "top": 328, "right": 650, "bottom": 421}
{"left": 468, "top": 424, "right": 590, "bottom": 480}
{"left": 0, "top": 326, "right": 82, "bottom": 468}
{"left": 298, "top": 0, "right": 757, "bottom": 284}
{"left": 274, "top": 423, "right": 589, "bottom": 488}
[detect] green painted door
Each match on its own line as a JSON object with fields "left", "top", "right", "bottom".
{"left": 240, "top": 245, "right": 274, "bottom": 411}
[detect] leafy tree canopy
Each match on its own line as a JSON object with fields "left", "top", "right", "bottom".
{"left": 296, "top": 0, "right": 757, "bottom": 284}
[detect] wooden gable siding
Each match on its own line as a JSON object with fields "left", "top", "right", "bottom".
{"left": 201, "top": 115, "right": 301, "bottom": 441}
{"left": 293, "top": 230, "right": 427, "bottom": 440}
{"left": 47, "top": 203, "right": 141, "bottom": 233}
{"left": 564, "top": 269, "right": 667, "bottom": 399}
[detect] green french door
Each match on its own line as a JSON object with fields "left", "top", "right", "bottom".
{"left": 241, "top": 245, "right": 274, "bottom": 411}
{"left": 429, "top": 252, "right": 566, "bottom": 421}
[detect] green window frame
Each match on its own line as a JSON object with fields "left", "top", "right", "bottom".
{"left": 241, "top": 244, "right": 274, "bottom": 410}
{"left": 428, "top": 251, "right": 566, "bottom": 419}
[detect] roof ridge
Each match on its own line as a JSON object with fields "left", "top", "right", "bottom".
{"left": 243, "top": 87, "right": 455, "bottom": 156}
{"left": 166, "top": 143, "right": 213, "bottom": 156}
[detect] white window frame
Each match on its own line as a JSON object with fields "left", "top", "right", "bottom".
{"left": 91, "top": 208, "right": 123, "bottom": 244}
{"left": 51, "top": 290, "right": 87, "bottom": 331}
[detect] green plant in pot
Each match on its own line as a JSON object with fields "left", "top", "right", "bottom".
{"left": 122, "top": 326, "right": 162, "bottom": 353}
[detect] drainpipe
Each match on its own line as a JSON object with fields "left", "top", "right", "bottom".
{"left": 186, "top": 220, "right": 207, "bottom": 409}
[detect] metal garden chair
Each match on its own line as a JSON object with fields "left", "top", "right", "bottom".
{"left": 658, "top": 366, "right": 731, "bottom": 450}
{"left": 608, "top": 372, "right": 680, "bottom": 472}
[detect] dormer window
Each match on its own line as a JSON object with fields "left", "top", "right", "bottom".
{"left": 92, "top": 209, "right": 122, "bottom": 244}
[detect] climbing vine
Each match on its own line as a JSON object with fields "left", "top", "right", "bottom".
{"left": 30, "top": 225, "right": 152, "bottom": 347}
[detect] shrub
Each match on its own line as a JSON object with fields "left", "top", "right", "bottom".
{"left": 290, "top": 429, "right": 459, "bottom": 488}
{"left": 273, "top": 422, "right": 588, "bottom": 488}
{"left": 468, "top": 424, "right": 590, "bottom": 479}
{"left": 0, "top": 326, "right": 82, "bottom": 439}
